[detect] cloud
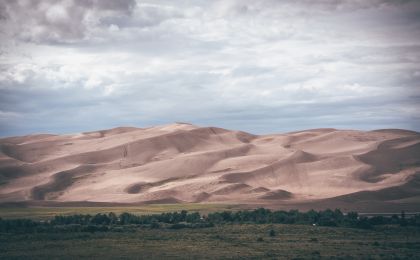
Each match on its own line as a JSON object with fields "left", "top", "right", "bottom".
{"left": 0, "top": 0, "right": 136, "bottom": 43}
{"left": 0, "top": 0, "right": 419, "bottom": 136}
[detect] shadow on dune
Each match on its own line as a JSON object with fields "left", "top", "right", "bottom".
{"left": 30, "top": 165, "right": 97, "bottom": 200}
{"left": 356, "top": 136, "right": 420, "bottom": 182}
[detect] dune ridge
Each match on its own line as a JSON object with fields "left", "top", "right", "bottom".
{"left": 0, "top": 123, "right": 419, "bottom": 211}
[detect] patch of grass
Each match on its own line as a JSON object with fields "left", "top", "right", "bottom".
{"left": 1, "top": 224, "right": 419, "bottom": 259}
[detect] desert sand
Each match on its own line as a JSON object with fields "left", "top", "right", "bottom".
{"left": 0, "top": 123, "right": 419, "bottom": 211}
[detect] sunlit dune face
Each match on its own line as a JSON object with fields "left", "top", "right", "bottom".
{"left": 0, "top": 123, "right": 419, "bottom": 211}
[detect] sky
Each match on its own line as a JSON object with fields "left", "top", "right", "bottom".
{"left": 0, "top": 0, "right": 419, "bottom": 136}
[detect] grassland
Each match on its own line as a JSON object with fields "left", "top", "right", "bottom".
{"left": 1, "top": 223, "right": 419, "bottom": 259}
{"left": 1, "top": 206, "right": 419, "bottom": 259}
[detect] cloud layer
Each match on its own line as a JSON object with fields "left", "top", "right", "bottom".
{"left": 0, "top": 0, "right": 419, "bottom": 136}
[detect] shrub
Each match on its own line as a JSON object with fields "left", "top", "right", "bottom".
{"left": 170, "top": 223, "right": 189, "bottom": 229}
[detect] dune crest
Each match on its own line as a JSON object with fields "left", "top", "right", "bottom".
{"left": 1, "top": 123, "right": 419, "bottom": 211}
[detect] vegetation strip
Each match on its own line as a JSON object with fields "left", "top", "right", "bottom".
{"left": 1, "top": 208, "right": 419, "bottom": 233}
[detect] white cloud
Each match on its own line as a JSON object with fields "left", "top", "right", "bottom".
{"left": 0, "top": 0, "right": 419, "bottom": 136}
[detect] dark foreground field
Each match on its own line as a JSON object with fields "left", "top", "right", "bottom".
{"left": 1, "top": 224, "right": 420, "bottom": 259}
{"left": 1, "top": 206, "right": 420, "bottom": 259}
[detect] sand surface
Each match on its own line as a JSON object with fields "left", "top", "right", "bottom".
{"left": 1, "top": 123, "right": 419, "bottom": 211}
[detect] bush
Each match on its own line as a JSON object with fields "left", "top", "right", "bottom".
{"left": 170, "top": 223, "right": 189, "bottom": 229}
{"left": 150, "top": 222, "right": 160, "bottom": 229}
{"left": 355, "top": 217, "right": 372, "bottom": 229}
{"left": 81, "top": 225, "right": 109, "bottom": 233}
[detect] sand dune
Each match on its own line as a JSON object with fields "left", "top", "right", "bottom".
{"left": 0, "top": 123, "right": 419, "bottom": 211}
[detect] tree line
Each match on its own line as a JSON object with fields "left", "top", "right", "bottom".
{"left": 0, "top": 208, "right": 419, "bottom": 233}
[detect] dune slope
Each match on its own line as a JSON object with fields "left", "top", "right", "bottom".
{"left": 1, "top": 123, "right": 419, "bottom": 211}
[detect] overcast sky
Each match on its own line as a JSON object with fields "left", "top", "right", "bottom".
{"left": 0, "top": 0, "right": 419, "bottom": 136}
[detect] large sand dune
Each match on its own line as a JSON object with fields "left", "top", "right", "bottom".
{"left": 1, "top": 123, "right": 419, "bottom": 211}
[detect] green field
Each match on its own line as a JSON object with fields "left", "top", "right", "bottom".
{"left": 1, "top": 206, "right": 419, "bottom": 259}
{"left": 1, "top": 223, "right": 419, "bottom": 259}
{"left": 0, "top": 203, "right": 238, "bottom": 220}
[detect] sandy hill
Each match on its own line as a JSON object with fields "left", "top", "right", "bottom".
{"left": 0, "top": 123, "right": 419, "bottom": 212}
